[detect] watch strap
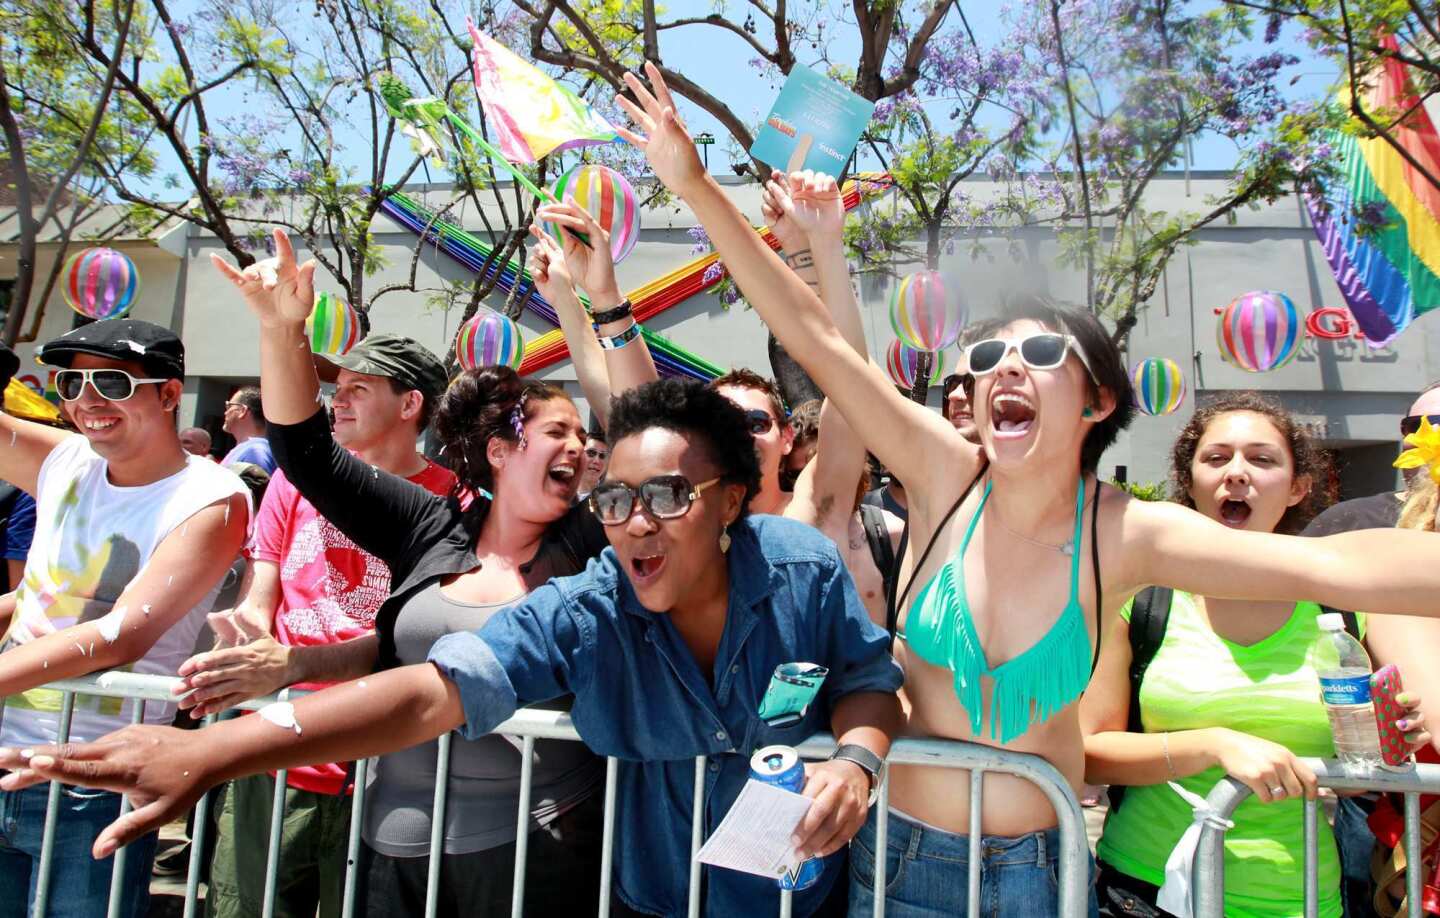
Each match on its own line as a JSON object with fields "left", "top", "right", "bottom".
{"left": 829, "top": 743, "right": 884, "bottom": 804}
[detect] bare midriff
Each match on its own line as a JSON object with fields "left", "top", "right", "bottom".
{"left": 888, "top": 635, "right": 1086, "bottom": 837}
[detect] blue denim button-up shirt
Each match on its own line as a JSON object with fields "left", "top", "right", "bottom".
{"left": 428, "top": 514, "right": 903, "bottom": 917}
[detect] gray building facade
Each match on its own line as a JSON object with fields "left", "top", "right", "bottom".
{"left": 2, "top": 171, "right": 1436, "bottom": 499}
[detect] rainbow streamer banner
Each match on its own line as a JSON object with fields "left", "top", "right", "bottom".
{"left": 377, "top": 174, "right": 890, "bottom": 376}
{"left": 1306, "top": 36, "right": 1440, "bottom": 345}
{"left": 468, "top": 20, "right": 619, "bottom": 164}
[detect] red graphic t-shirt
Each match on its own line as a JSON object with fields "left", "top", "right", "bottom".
{"left": 250, "top": 459, "right": 457, "bottom": 794}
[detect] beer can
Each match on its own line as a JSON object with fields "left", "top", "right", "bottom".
{"left": 750, "top": 745, "right": 823, "bottom": 891}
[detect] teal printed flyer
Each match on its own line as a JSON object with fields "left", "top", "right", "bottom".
{"left": 749, "top": 67, "right": 876, "bottom": 175}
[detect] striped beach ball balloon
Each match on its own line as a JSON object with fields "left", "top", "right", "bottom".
{"left": 1130, "top": 358, "right": 1186, "bottom": 416}
{"left": 62, "top": 247, "right": 139, "bottom": 319}
{"left": 885, "top": 339, "right": 946, "bottom": 390}
{"left": 1217, "top": 291, "right": 1301, "bottom": 372}
{"left": 547, "top": 164, "right": 642, "bottom": 263}
{"left": 456, "top": 309, "right": 524, "bottom": 371}
{"left": 306, "top": 292, "right": 361, "bottom": 356}
{"left": 889, "top": 270, "right": 964, "bottom": 352}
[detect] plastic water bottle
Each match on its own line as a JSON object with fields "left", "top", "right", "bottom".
{"left": 1313, "top": 612, "right": 1383, "bottom": 771}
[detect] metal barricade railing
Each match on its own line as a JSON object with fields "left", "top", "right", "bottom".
{"left": 1192, "top": 759, "right": 1440, "bottom": 918}
{"left": 21, "top": 671, "right": 1092, "bottom": 917}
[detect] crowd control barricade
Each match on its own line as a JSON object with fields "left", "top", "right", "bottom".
{"left": 23, "top": 672, "right": 1092, "bottom": 918}
{"left": 1191, "top": 759, "right": 1440, "bottom": 918}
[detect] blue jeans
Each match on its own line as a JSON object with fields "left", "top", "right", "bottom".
{"left": 848, "top": 808, "right": 1099, "bottom": 918}
{"left": 0, "top": 783, "right": 157, "bottom": 918}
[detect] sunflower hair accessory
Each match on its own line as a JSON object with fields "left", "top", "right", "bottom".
{"left": 1394, "top": 416, "right": 1440, "bottom": 485}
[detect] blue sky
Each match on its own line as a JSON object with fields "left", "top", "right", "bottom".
{"left": 139, "top": 1, "right": 1343, "bottom": 197}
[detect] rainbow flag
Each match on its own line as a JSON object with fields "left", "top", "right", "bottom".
{"left": 468, "top": 20, "right": 619, "bottom": 164}
{"left": 1307, "top": 36, "right": 1440, "bottom": 345}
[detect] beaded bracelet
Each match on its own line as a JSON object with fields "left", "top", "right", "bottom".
{"left": 597, "top": 321, "right": 642, "bottom": 350}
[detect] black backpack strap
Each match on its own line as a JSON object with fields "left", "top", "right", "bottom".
{"left": 1107, "top": 585, "right": 1174, "bottom": 814}
{"left": 858, "top": 503, "right": 897, "bottom": 610}
{"left": 1341, "top": 610, "right": 1361, "bottom": 641}
{"left": 886, "top": 462, "right": 987, "bottom": 644}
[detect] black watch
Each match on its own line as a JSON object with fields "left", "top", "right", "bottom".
{"left": 829, "top": 743, "right": 885, "bottom": 806}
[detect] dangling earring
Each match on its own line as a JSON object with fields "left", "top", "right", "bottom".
{"left": 719, "top": 527, "right": 731, "bottom": 554}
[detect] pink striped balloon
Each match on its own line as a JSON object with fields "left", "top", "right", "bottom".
{"left": 456, "top": 309, "right": 525, "bottom": 371}
{"left": 1217, "top": 291, "right": 1301, "bottom": 372}
{"left": 546, "top": 164, "right": 642, "bottom": 263}
{"left": 305, "top": 292, "right": 361, "bottom": 356}
{"left": 884, "top": 339, "right": 946, "bottom": 389}
{"left": 889, "top": 270, "right": 963, "bottom": 352}
{"left": 61, "top": 247, "right": 140, "bottom": 319}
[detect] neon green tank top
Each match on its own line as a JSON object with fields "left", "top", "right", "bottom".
{"left": 903, "top": 477, "right": 1092, "bottom": 743}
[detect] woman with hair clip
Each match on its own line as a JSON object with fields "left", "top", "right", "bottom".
{"left": 606, "top": 63, "right": 1440, "bottom": 916}
{"left": 183, "top": 201, "right": 658, "bottom": 916}
{"left": 1085, "top": 392, "right": 1430, "bottom": 918}
{"left": 0, "top": 386, "right": 905, "bottom": 917}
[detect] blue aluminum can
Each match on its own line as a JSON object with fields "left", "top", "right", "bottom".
{"left": 750, "top": 745, "right": 823, "bottom": 891}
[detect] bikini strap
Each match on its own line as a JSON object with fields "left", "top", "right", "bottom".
{"left": 1089, "top": 478, "right": 1103, "bottom": 673}
{"left": 888, "top": 462, "right": 987, "bottom": 640}
{"left": 1067, "top": 476, "right": 1088, "bottom": 604}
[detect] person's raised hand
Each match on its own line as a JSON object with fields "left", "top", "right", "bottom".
{"left": 532, "top": 202, "right": 623, "bottom": 304}
{"left": 614, "top": 63, "right": 705, "bottom": 194}
{"left": 791, "top": 758, "right": 872, "bottom": 860}
{"left": 1212, "top": 727, "right": 1318, "bottom": 804}
{"left": 175, "top": 635, "right": 295, "bottom": 719}
{"left": 210, "top": 228, "right": 317, "bottom": 328}
{"left": 787, "top": 171, "right": 845, "bottom": 242}
{"left": 761, "top": 171, "right": 808, "bottom": 255}
{"left": 0, "top": 725, "right": 213, "bottom": 859}
{"left": 525, "top": 226, "right": 575, "bottom": 307}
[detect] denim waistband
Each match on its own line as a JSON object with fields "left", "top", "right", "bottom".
{"left": 870, "top": 807, "right": 1061, "bottom": 868}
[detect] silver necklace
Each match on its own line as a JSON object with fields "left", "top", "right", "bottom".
{"left": 987, "top": 504, "right": 1074, "bottom": 555}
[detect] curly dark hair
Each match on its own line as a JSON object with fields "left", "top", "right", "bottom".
{"left": 1169, "top": 391, "right": 1337, "bottom": 534}
{"left": 607, "top": 378, "right": 763, "bottom": 516}
{"left": 967, "top": 295, "right": 1134, "bottom": 473}
{"left": 431, "top": 365, "right": 570, "bottom": 537}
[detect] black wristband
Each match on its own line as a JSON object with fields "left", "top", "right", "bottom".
{"left": 590, "top": 299, "right": 633, "bottom": 327}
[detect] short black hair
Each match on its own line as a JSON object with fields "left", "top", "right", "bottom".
{"left": 608, "top": 379, "right": 763, "bottom": 515}
{"left": 969, "top": 295, "right": 1133, "bottom": 473}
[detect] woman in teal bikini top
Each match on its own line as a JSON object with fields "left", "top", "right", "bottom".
{"left": 901, "top": 474, "right": 1099, "bottom": 745}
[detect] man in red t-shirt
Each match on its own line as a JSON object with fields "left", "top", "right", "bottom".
{"left": 179, "top": 334, "right": 454, "bottom": 918}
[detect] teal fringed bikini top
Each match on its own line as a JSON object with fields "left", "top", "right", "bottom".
{"left": 902, "top": 477, "right": 1094, "bottom": 745}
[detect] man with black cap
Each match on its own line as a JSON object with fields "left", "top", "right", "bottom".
{"left": 0, "top": 319, "right": 250, "bottom": 917}
{"left": 173, "top": 332, "right": 456, "bottom": 918}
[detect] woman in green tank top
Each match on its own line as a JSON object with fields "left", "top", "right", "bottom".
{"left": 1084, "top": 393, "right": 1432, "bottom": 917}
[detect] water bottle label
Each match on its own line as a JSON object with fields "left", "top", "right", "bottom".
{"left": 1319, "top": 674, "right": 1372, "bottom": 705}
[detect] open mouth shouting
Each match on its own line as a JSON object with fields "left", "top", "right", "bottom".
{"left": 1217, "top": 496, "right": 1253, "bottom": 528}
{"left": 546, "top": 461, "right": 579, "bottom": 492}
{"left": 628, "top": 545, "right": 668, "bottom": 587}
{"left": 990, "top": 391, "right": 1036, "bottom": 439}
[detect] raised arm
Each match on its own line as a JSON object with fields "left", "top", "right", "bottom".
{"left": 767, "top": 172, "right": 874, "bottom": 529}
{"left": 613, "top": 64, "right": 978, "bottom": 515}
{"left": 212, "top": 229, "right": 446, "bottom": 567}
{"left": 1123, "top": 498, "right": 1440, "bottom": 617}
{"left": 526, "top": 204, "right": 658, "bottom": 426}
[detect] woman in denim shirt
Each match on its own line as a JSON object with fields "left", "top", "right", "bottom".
{"left": 3, "top": 378, "right": 905, "bottom": 917}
